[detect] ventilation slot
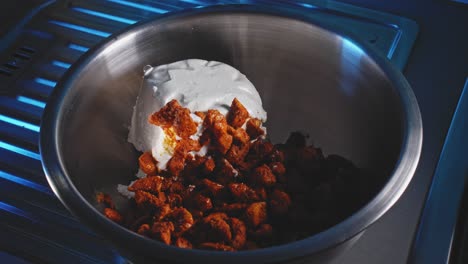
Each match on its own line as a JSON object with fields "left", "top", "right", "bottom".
{"left": 19, "top": 46, "right": 35, "bottom": 54}
{"left": 0, "top": 68, "right": 13, "bottom": 76}
{"left": 13, "top": 53, "right": 30, "bottom": 60}
{"left": 3, "top": 63, "right": 19, "bottom": 70}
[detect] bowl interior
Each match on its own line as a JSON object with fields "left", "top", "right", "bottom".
{"left": 57, "top": 12, "right": 403, "bottom": 223}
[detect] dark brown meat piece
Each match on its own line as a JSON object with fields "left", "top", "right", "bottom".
{"left": 201, "top": 178, "right": 225, "bottom": 198}
{"left": 202, "top": 214, "right": 232, "bottom": 242}
{"left": 164, "top": 207, "right": 194, "bottom": 234}
{"left": 228, "top": 183, "right": 260, "bottom": 202}
{"left": 203, "top": 212, "right": 229, "bottom": 221}
{"left": 167, "top": 193, "right": 183, "bottom": 207}
{"left": 168, "top": 181, "right": 185, "bottom": 194}
{"left": 252, "top": 164, "right": 276, "bottom": 187}
{"left": 216, "top": 159, "right": 238, "bottom": 184}
{"left": 226, "top": 142, "right": 250, "bottom": 166}
{"left": 285, "top": 132, "right": 307, "bottom": 148}
{"left": 248, "top": 140, "right": 274, "bottom": 162}
{"left": 134, "top": 190, "right": 166, "bottom": 208}
{"left": 269, "top": 189, "right": 291, "bottom": 215}
{"left": 268, "top": 148, "right": 285, "bottom": 163}
{"left": 130, "top": 215, "right": 151, "bottom": 231}
{"left": 203, "top": 157, "right": 216, "bottom": 174}
{"left": 154, "top": 204, "right": 171, "bottom": 221}
{"left": 175, "top": 237, "right": 193, "bottom": 249}
{"left": 254, "top": 187, "right": 267, "bottom": 201}
{"left": 244, "top": 241, "right": 259, "bottom": 250}
{"left": 269, "top": 162, "right": 286, "bottom": 177}
{"left": 166, "top": 152, "right": 186, "bottom": 177}
{"left": 151, "top": 221, "right": 174, "bottom": 245}
{"left": 249, "top": 224, "right": 273, "bottom": 240}
{"left": 217, "top": 203, "right": 249, "bottom": 216}
{"left": 228, "top": 217, "right": 247, "bottom": 249}
{"left": 245, "top": 202, "right": 267, "bottom": 227}
{"left": 193, "top": 193, "right": 213, "bottom": 212}
{"left": 298, "top": 145, "right": 322, "bottom": 163}
{"left": 103, "top": 98, "right": 363, "bottom": 252}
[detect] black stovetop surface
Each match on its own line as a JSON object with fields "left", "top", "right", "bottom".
{"left": 0, "top": 0, "right": 467, "bottom": 263}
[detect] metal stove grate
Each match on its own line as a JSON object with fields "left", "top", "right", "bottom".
{"left": 0, "top": 0, "right": 418, "bottom": 263}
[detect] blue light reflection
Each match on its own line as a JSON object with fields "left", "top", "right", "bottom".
{"left": 339, "top": 38, "right": 364, "bottom": 96}
{"left": 0, "top": 170, "right": 51, "bottom": 194}
{"left": 298, "top": 2, "right": 318, "bottom": 9}
{"left": 342, "top": 38, "right": 364, "bottom": 57}
{"left": 49, "top": 20, "right": 111, "bottom": 38}
{"left": 0, "top": 141, "right": 41, "bottom": 160}
{"left": 0, "top": 201, "right": 36, "bottom": 221}
{"left": 107, "top": 0, "right": 168, "bottom": 13}
{"left": 68, "top": 43, "right": 89, "bottom": 52}
{"left": 0, "top": 114, "right": 40, "bottom": 132}
{"left": 180, "top": 0, "right": 205, "bottom": 5}
{"left": 72, "top": 7, "right": 137, "bottom": 24}
{"left": 34, "top": 77, "right": 56, "bottom": 87}
{"left": 16, "top": 96, "right": 46, "bottom": 108}
{"left": 52, "top": 60, "right": 71, "bottom": 69}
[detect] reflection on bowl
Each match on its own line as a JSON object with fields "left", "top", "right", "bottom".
{"left": 40, "top": 5, "right": 422, "bottom": 264}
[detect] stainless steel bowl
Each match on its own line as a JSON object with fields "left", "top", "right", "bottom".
{"left": 40, "top": 5, "right": 422, "bottom": 264}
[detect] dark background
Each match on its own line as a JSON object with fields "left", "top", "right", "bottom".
{"left": 0, "top": 0, "right": 467, "bottom": 263}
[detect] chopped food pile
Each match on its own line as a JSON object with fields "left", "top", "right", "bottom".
{"left": 97, "top": 98, "right": 365, "bottom": 251}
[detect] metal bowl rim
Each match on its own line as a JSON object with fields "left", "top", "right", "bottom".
{"left": 40, "top": 4, "right": 423, "bottom": 263}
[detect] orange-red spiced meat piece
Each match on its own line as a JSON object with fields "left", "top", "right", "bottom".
{"left": 204, "top": 109, "right": 233, "bottom": 154}
{"left": 246, "top": 118, "right": 264, "bottom": 139}
{"left": 228, "top": 126, "right": 250, "bottom": 145}
{"left": 167, "top": 153, "right": 186, "bottom": 177}
{"left": 104, "top": 208, "right": 122, "bottom": 224}
{"left": 96, "top": 192, "right": 115, "bottom": 209}
{"left": 149, "top": 99, "right": 197, "bottom": 138}
{"left": 227, "top": 98, "right": 250, "bottom": 128}
{"left": 137, "top": 224, "right": 150, "bottom": 236}
{"left": 138, "top": 152, "right": 158, "bottom": 175}
{"left": 128, "top": 176, "right": 166, "bottom": 193}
